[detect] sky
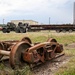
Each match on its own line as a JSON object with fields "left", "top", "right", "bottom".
{"left": 0, "top": 0, "right": 75, "bottom": 24}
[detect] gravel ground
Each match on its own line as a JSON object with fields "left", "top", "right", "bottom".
{"left": 0, "top": 54, "right": 71, "bottom": 75}
{"left": 32, "top": 55, "right": 70, "bottom": 75}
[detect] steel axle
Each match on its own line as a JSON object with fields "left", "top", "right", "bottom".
{"left": 0, "top": 50, "right": 10, "bottom": 56}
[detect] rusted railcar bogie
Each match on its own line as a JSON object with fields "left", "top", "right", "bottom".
{"left": 0, "top": 37, "right": 64, "bottom": 69}
{"left": 0, "top": 37, "right": 32, "bottom": 59}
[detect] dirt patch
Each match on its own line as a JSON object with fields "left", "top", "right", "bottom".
{"left": 32, "top": 55, "right": 70, "bottom": 75}
{"left": 0, "top": 54, "right": 71, "bottom": 75}
{"left": 65, "top": 43, "right": 75, "bottom": 50}
{"left": 0, "top": 55, "right": 72, "bottom": 75}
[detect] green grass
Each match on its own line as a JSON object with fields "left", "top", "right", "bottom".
{"left": 0, "top": 31, "right": 75, "bottom": 44}
{"left": 0, "top": 31, "right": 75, "bottom": 75}
{"left": 0, "top": 65, "right": 32, "bottom": 75}
{"left": 55, "top": 48, "right": 75, "bottom": 75}
{"left": 64, "top": 49, "right": 75, "bottom": 56}
{"left": 14, "top": 66, "right": 32, "bottom": 75}
{"left": 55, "top": 56, "right": 75, "bottom": 75}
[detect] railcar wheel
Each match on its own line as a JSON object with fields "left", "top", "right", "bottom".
{"left": 9, "top": 41, "right": 31, "bottom": 69}
{"left": 56, "top": 30, "right": 60, "bottom": 33}
{"left": 7, "top": 30, "right": 10, "bottom": 33}
{"left": 21, "top": 37, "right": 32, "bottom": 44}
{"left": 69, "top": 29, "right": 72, "bottom": 33}
{"left": 47, "top": 38, "right": 57, "bottom": 59}
{"left": 20, "top": 28, "right": 25, "bottom": 33}
{"left": 15, "top": 27, "right": 20, "bottom": 33}
{"left": 2, "top": 29, "right": 7, "bottom": 33}
{"left": 62, "top": 30, "right": 66, "bottom": 33}
{"left": 47, "top": 38, "right": 57, "bottom": 42}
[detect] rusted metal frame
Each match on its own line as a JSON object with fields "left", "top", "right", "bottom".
{"left": 27, "top": 42, "right": 59, "bottom": 52}
{"left": 25, "top": 42, "right": 59, "bottom": 63}
{"left": 45, "top": 43, "right": 58, "bottom": 60}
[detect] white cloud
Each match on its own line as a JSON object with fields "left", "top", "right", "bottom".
{"left": 0, "top": 0, "right": 74, "bottom": 23}
{"left": 0, "top": 0, "right": 71, "bottom": 15}
{"left": 0, "top": 0, "right": 49, "bottom": 16}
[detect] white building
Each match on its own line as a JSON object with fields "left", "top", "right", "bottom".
{"left": 11, "top": 20, "right": 39, "bottom": 25}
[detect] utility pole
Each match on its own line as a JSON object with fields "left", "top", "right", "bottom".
{"left": 23, "top": 19, "right": 24, "bottom": 23}
{"left": 48, "top": 17, "right": 50, "bottom": 35}
{"left": 3, "top": 19, "right": 4, "bottom": 25}
{"left": 73, "top": 2, "right": 75, "bottom": 24}
{"left": 49, "top": 17, "right": 50, "bottom": 24}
